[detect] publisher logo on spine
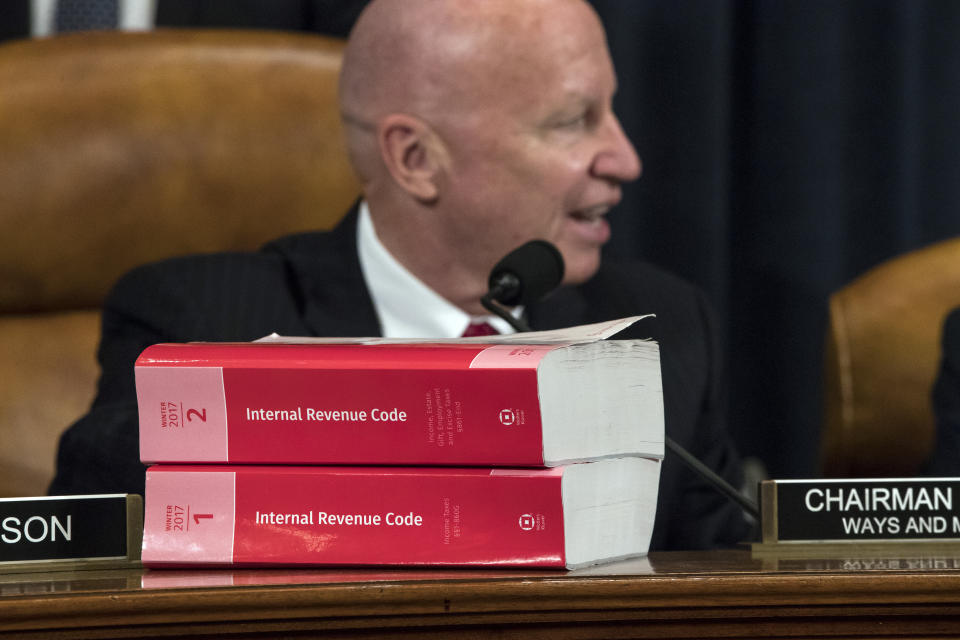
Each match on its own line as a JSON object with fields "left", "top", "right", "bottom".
{"left": 518, "top": 513, "right": 546, "bottom": 531}
{"left": 499, "top": 409, "right": 515, "bottom": 426}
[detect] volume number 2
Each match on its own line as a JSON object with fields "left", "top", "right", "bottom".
{"left": 187, "top": 408, "right": 207, "bottom": 423}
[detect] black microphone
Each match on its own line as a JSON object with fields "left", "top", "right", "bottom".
{"left": 481, "top": 240, "right": 564, "bottom": 332}
{"left": 478, "top": 240, "right": 759, "bottom": 521}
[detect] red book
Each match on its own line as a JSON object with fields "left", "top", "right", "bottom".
{"left": 140, "top": 459, "right": 660, "bottom": 569}
{"left": 136, "top": 337, "right": 663, "bottom": 466}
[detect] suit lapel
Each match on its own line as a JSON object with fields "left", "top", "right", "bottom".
{"left": 269, "top": 206, "right": 383, "bottom": 338}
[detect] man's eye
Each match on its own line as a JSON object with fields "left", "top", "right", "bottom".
{"left": 556, "top": 113, "right": 588, "bottom": 129}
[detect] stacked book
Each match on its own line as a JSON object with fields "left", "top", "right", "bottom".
{"left": 137, "top": 317, "right": 665, "bottom": 569}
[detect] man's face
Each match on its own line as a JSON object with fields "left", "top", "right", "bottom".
{"left": 431, "top": 7, "right": 641, "bottom": 287}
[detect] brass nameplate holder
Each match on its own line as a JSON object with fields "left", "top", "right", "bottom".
{"left": 0, "top": 494, "right": 142, "bottom": 573}
{"left": 753, "top": 479, "right": 960, "bottom": 557}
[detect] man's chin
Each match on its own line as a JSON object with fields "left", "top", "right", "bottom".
{"left": 559, "top": 252, "right": 602, "bottom": 287}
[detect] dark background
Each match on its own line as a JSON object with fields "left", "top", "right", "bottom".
{"left": 593, "top": 0, "right": 960, "bottom": 479}
{"left": 4, "top": 0, "right": 959, "bottom": 480}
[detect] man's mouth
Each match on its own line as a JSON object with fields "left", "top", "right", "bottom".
{"left": 569, "top": 204, "right": 611, "bottom": 223}
{"left": 566, "top": 204, "right": 613, "bottom": 245}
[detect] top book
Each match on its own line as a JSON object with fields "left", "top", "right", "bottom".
{"left": 135, "top": 318, "right": 664, "bottom": 467}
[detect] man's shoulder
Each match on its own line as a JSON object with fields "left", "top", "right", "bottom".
{"left": 104, "top": 230, "right": 347, "bottom": 320}
{"left": 532, "top": 257, "right": 711, "bottom": 347}
{"left": 101, "top": 229, "right": 353, "bottom": 341}
{"left": 594, "top": 258, "right": 701, "bottom": 293}
{"left": 112, "top": 247, "right": 278, "bottom": 293}
{"left": 571, "top": 259, "right": 716, "bottom": 354}
{"left": 583, "top": 258, "right": 707, "bottom": 317}
{"left": 113, "top": 230, "right": 337, "bottom": 289}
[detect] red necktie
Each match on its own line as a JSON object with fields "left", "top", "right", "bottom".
{"left": 461, "top": 321, "right": 499, "bottom": 337}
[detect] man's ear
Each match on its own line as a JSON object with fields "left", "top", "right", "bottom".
{"left": 377, "top": 114, "right": 446, "bottom": 202}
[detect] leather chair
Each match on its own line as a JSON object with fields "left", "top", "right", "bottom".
{"left": 821, "top": 237, "right": 960, "bottom": 477}
{"left": 0, "top": 30, "right": 360, "bottom": 497}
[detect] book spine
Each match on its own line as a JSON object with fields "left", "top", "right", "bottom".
{"left": 137, "top": 344, "right": 556, "bottom": 465}
{"left": 141, "top": 466, "right": 568, "bottom": 567}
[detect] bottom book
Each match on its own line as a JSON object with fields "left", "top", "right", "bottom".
{"left": 141, "top": 458, "right": 660, "bottom": 569}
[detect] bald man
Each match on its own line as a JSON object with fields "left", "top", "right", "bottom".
{"left": 51, "top": 0, "right": 752, "bottom": 550}
{"left": 339, "top": 0, "right": 640, "bottom": 309}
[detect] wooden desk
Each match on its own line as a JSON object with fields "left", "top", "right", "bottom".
{"left": 4, "top": 549, "right": 960, "bottom": 638}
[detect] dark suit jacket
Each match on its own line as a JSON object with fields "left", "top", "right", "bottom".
{"left": 926, "top": 307, "right": 960, "bottom": 475}
{"left": 0, "top": 0, "right": 368, "bottom": 42}
{"left": 50, "top": 210, "right": 752, "bottom": 551}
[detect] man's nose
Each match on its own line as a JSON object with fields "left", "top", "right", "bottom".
{"left": 593, "top": 114, "right": 642, "bottom": 183}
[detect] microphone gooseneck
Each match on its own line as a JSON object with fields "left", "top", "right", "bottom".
{"left": 665, "top": 437, "right": 759, "bottom": 519}
{"left": 480, "top": 240, "right": 565, "bottom": 332}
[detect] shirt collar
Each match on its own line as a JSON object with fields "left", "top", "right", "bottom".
{"left": 356, "top": 201, "right": 516, "bottom": 338}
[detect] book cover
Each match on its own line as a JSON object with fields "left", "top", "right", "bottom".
{"left": 140, "top": 459, "right": 660, "bottom": 569}
{"left": 136, "top": 338, "right": 663, "bottom": 466}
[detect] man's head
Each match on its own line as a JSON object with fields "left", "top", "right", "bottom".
{"left": 340, "top": 0, "right": 640, "bottom": 313}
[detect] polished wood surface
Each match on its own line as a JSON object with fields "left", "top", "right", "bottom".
{"left": 5, "top": 549, "right": 960, "bottom": 638}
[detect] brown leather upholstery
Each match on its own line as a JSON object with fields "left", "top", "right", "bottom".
{"left": 0, "top": 30, "right": 360, "bottom": 497}
{"left": 822, "top": 237, "right": 960, "bottom": 477}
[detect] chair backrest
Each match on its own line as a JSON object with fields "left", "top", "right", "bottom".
{"left": 0, "top": 29, "right": 360, "bottom": 497}
{"left": 822, "top": 237, "right": 960, "bottom": 477}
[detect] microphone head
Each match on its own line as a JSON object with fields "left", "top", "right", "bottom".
{"left": 487, "top": 240, "right": 565, "bottom": 306}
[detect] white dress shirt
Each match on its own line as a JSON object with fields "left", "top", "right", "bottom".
{"left": 356, "top": 201, "right": 517, "bottom": 338}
